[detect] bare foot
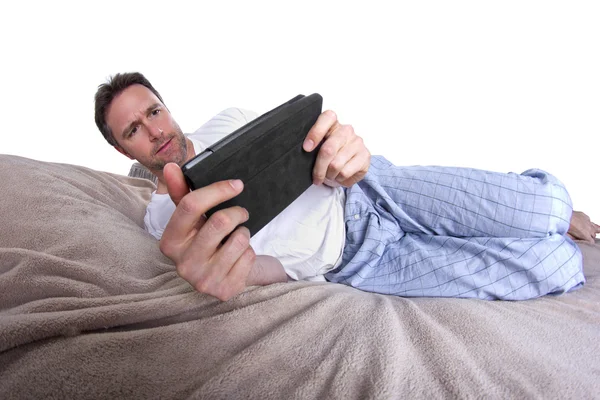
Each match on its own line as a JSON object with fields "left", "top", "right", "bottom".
{"left": 567, "top": 211, "right": 600, "bottom": 244}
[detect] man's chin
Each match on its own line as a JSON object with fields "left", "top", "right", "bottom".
{"left": 146, "top": 155, "right": 186, "bottom": 172}
{"left": 144, "top": 135, "right": 187, "bottom": 172}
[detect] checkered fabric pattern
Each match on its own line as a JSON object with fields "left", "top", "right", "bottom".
{"left": 325, "top": 156, "right": 585, "bottom": 300}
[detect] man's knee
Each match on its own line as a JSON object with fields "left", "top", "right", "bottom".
{"left": 521, "top": 169, "right": 573, "bottom": 235}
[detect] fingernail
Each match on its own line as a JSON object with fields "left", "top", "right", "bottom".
{"left": 229, "top": 179, "right": 243, "bottom": 190}
{"left": 304, "top": 139, "right": 314, "bottom": 151}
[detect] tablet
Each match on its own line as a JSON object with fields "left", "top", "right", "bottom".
{"left": 181, "top": 93, "right": 323, "bottom": 236}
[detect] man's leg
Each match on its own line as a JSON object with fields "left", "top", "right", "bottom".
{"left": 349, "top": 156, "right": 573, "bottom": 238}
{"left": 325, "top": 156, "right": 584, "bottom": 300}
{"left": 327, "top": 229, "right": 584, "bottom": 300}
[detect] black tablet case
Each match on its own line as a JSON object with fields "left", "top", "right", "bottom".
{"left": 181, "top": 93, "right": 323, "bottom": 236}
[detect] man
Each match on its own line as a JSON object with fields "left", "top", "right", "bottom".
{"left": 95, "top": 72, "right": 599, "bottom": 301}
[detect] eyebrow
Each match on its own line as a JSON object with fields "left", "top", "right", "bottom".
{"left": 121, "top": 103, "right": 163, "bottom": 139}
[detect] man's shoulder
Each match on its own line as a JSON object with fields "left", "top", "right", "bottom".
{"left": 187, "top": 108, "right": 259, "bottom": 148}
{"left": 191, "top": 108, "right": 258, "bottom": 135}
{"left": 217, "top": 107, "right": 259, "bottom": 123}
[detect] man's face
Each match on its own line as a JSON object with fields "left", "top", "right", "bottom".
{"left": 106, "top": 84, "right": 187, "bottom": 172}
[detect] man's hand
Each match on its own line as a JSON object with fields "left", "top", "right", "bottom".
{"left": 567, "top": 211, "right": 600, "bottom": 244}
{"left": 159, "top": 163, "right": 256, "bottom": 301}
{"left": 303, "top": 110, "right": 371, "bottom": 187}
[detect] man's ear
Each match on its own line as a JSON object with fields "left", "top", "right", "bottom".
{"left": 114, "top": 145, "right": 134, "bottom": 160}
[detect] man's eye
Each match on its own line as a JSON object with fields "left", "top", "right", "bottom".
{"left": 129, "top": 126, "right": 139, "bottom": 137}
{"left": 151, "top": 109, "right": 161, "bottom": 116}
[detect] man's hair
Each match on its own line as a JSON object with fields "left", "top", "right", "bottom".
{"left": 94, "top": 72, "right": 165, "bottom": 147}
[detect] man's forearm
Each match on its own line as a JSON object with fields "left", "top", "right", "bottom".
{"left": 246, "top": 255, "right": 288, "bottom": 286}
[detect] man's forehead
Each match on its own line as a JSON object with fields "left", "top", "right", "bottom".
{"left": 106, "top": 84, "right": 161, "bottom": 130}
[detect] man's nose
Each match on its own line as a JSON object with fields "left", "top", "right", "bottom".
{"left": 147, "top": 123, "right": 163, "bottom": 140}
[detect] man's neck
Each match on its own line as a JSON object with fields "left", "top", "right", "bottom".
{"left": 155, "top": 137, "right": 196, "bottom": 194}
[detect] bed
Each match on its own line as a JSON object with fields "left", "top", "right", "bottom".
{"left": 1, "top": 153, "right": 599, "bottom": 399}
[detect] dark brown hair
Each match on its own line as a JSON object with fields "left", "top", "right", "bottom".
{"left": 94, "top": 72, "right": 165, "bottom": 146}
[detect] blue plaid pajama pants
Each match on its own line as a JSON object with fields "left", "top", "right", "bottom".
{"left": 325, "top": 156, "right": 585, "bottom": 300}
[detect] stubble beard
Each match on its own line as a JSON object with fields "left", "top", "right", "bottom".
{"left": 147, "top": 125, "right": 188, "bottom": 171}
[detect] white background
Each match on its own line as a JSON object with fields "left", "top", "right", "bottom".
{"left": 1, "top": 0, "right": 598, "bottom": 221}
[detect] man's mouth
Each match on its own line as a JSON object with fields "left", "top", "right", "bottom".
{"left": 156, "top": 138, "right": 172, "bottom": 154}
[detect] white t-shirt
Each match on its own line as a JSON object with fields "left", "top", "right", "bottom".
{"left": 144, "top": 108, "right": 346, "bottom": 281}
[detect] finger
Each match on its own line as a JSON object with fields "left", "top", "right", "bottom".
{"left": 174, "top": 206, "right": 249, "bottom": 287}
{"left": 188, "top": 206, "right": 250, "bottom": 265}
{"left": 215, "top": 246, "right": 256, "bottom": 301}
{"left": 587, "top": 234, "right": 595, "bottom": 244}
{"left": 164, "top": 163, "right": 190, "bottom": 206}
{"left": 337, "top": 151, "right": 370, "bottom": 187}
{"left": 312, "top": 129, "right": 351, "bottom": 185}
{"left": 303, "top": 110, "right": 339, "bottom": 152}
{"left": 160, "top": 179, "right": 244, "bottom": 256}
{"left": 325, "top": 136, "right": 364, "bottom": 182}
{"left": 211, "top": 225, "right": 251, "bottom": 272}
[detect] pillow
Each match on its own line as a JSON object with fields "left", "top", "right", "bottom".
{"left": 0, "top": 154, "right": 186, "bottom": 351}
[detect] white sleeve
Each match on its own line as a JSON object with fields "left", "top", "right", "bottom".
{"left": 188, "top": 108, "right": 259, "bottom": 148}
{"left": 144, "top": 192, "right": 177, "bottom": 240}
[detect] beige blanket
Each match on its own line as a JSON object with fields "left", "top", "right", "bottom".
{"left": 1, "top": 154, "right": 599, "bottom": 399}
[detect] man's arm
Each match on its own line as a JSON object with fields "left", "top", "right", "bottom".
{"left": 158, "top": 108, "right": 371, "bottom": 300}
